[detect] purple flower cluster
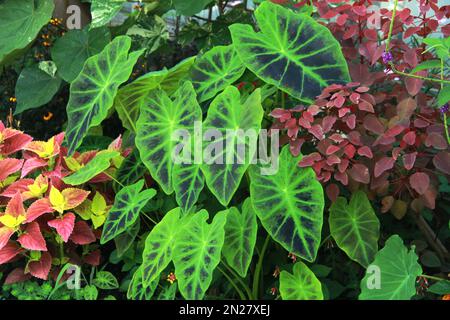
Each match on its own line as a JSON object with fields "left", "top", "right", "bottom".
{"left": 440, "top": 103, "right": 449, "bottom": 114}
{"left": 382, "top": 51, "right": 393, "bottom": 64}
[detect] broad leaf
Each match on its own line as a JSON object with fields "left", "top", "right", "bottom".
{"left": 329, "top": 191, "right": 380, "bottom": 267}
{"left": 0, "top": 0, "right": 54, "bottom": 64}
{"left": 101, "top": 180, "right": 156, "bottom": 244}
{"left": 127, "top": 265, "right": 158, "bottom": 300}
{"left": 157, "top": 283, "right": 178, "bottom": 300}
{"left": 172, "top": 0, "right": 214, "bottom": 16}
{"left": 173, "top": 210, "right": 227, "bottom": 300}
{"left": 51, "top": 26, "right": 111, "bottom": 82}
{"left": 279, "top": 261, "right": 323, "bottom": 300}
{"left": 222, "top": 198, "right": 258, "bottom": 277}
{"left": 63, "top": 150, "right": 120, "bottom": 186}
{"left": 114, "top": 219, "right": 140, "bottom": 257}
{"left": 229, "top": 1, "right": 350, "bottom": 103}
{"left": 136, "top": 81, "right": 202, "bottom": 195}
{"left": 201, "top": 86, "right": 263, "bottom": 206}
{"left": 249, "top": 146, "right": 324, "bottom": 262}
{"left": 114, "top": 56, "right": 195, "bottom": 132}
{"left": 15, "top": 65, "right": 61, "bottom": 115}
{"left": 359, "top": 235, "right": 422, "bottom": 300}
{"left": 93, "top": 271, "right": 119, "bottom": 290}
{"left": 191, "top": 45, "right": 245, "bottom": 102}
{"left": 91, "top": 0, "right": 125, "bottom": 28}
{"left": 173, "top": 158, "right": 204, "bottom": 214}
{"left": 65, "top": 36, "right": 143, "bottom": 155}
{"left": 142, "top": 208, "right": 182, "bottom": 285}
{"left": 116, "top": 149, "right": 147, "bottom": 187}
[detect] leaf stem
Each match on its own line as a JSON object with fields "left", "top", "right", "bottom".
{"left": 103, "top": 171, "right": 125, "bottom": 188}
{"left": 252, "top": 234, "right": 271, "bottom": 299}
{"left": 217, "top": 265, "right": 247, "bottom": 300}
{"left": 385, "top": 0, "right": 399, "bottom": 51}
{"left": 221, "top": 261, "right": 254, "bottom": 300}
{"left": 421, "top": 274, "right": 448, "bottom": 282}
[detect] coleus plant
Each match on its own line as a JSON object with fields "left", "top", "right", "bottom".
{"left": 0, "top": 121, "right": 130, "bottom": 284}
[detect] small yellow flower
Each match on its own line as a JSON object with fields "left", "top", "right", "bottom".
{"left": 167, "top": 272, "right": 177, "bottom": 284}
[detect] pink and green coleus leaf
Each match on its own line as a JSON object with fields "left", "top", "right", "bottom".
{"left": 0, "top": 158, "right": 23, "bottom": 181}
{"left": 49, "top": 186, "right": 90, "bottom": 213}
{"left": 26, "top": 198, "right": 55, "bottom": 223}
{"left": 28, "top": 251, "right": 52, "bottom": 280}
{"left": 0, "top": 241, "right": 23, "bottom": 264}
{"left": 18, "top": 222, "right": 47, "bottom": 251}
{"left": 48, "top": 212, "right": 76, "bottom": 242}
{"left": 0, "top": 228, "right": 16, "bottom": 253}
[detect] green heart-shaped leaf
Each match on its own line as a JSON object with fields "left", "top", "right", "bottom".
{"left": 191, "top": 45, "right": 245, "bottom": 102}
{"left": 0, "top": 0, "right": 54, "bottom": 64}
{"left": 127, "top": 265, "right": 158, "bottom": 300}
{"left": 142, "top": 208, "right": 182, "bottom": 285}
{"left": 114, "top": 56, "right": 195, "bottom": 132}
{"left": 329, "top": 191, "right": 380, "bottom": 267}
{"left": 249, "top": 146, "right": 324, "bottom": 262}
{"left": 280, "top": 261, "right": 323, "bottom": 300}
{"left": 65, "top": 36, "right": 143, "bottom": 155}
{"left": 101, "top": 180, "right": 156, "bottom": 244}
{"left": 229, "top": 1, "right": 350, "bottom": 103}
{"left": 359, "top": 235, "right": 422, "bottom": 300}
{"left": 116, "top": 149, "right": 147, "bottom": 187}
{"left": 91, "top": 0, "right": 125, "bottom": 28}
{"left": 201, "top": 86, "right": 263, "bottom": 206}
{"left": 222, "top": 198, "right": 258, "bottom": 277}
{"left": 51, "top": 26, "right": 110, "bottom": 82}
{"left": 15, "top": 65, "right": 62, "bottom": 115}
{"left": 173, "top": 210, "right": 227, "bottom": 300}
{"left": 136, "top": 81, "right": 203, "bottom": 196}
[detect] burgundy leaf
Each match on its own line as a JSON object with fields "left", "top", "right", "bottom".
{"left": 374, "top": 157, "right": 395, "bottom": 178}
{"left": 348, "top": 164, "right": 370, "bottom": 184}
{"left": 409, "top": 172, "right": 430, "bottom": 195}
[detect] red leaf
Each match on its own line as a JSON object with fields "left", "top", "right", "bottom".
{"left": 397, "top": 98, "right": 416, "bottom": 122}
{"left": 26, "top": 198, "right": 54, "bottom": 223}
{"left": 0, "top": 132, "right": 32, "bottom": 156}
{"left": 433, "top": 152, "right": 450, "bottom": 175}
{"left": 308, "top": 125, "right": 324, "bottom": 140}
{"left": 338, "top": 107, "right": 350, "bottom": 118}
{"left": 0, "top": 241, "right": 23, "bottom": 264}
{"left": 358, "top": 100, "right": 375, "bottom": 113}
{"left": 62, "top": 188, "right": 90, "bottom": 210}
{"left": 18, "top": 222, "right": 47, "bottom": 251}
{"left": 374, "top": 157, "right": 395, "bottom": 178}
{"left": 348, "top": 164, "right": 370, "bottom": 184}
{"left": 298, "top": 117, "right": 311, "bottom": 129}
{"left": 336, "top": 13, "right": 348, "bottom": 26}
{"left": 326, "top": 145, "right": 341, "bottom": 155}
{"left": 403, "top": 152, "right": 417, "bottom": 170}
{"left": 425, "top": 132, "right": 447, "bottom": 150}
{"left": 0, "top": 158, "right": 23, "bottom": 181}
{"left": 363, "top": 114, "right": 384, "bottom": 134}
{"left": 28, "top": 252, "right": 52, "bottom": 280}
{"left": 345, "top": 114, "right": 356, "bottom": 129}
{"left": 48, "top": 213, "right": 75, "bottom": 243}
{"left": 402, "top": 131, "right": 416, "bottom": 145}
{"left": 405, "top": 78, "right": 423, "bottom": 96}
{"left": 385, "top": 125, "right": 406, "bottom": 137}
{"left": 326, "top": 154, "right": 341, "bottom": 165}
{"left": 70, "top": 221, "right": 96, "bottom": 245}
{"left": 322, "top": 116, "right": 336, "bottom": 133}
{"left": 4, "top": 268, "right": 31, "bottom": 285}
{"left": 334, "top": 171, "right": 349, "bottom": 185}
{"left": 21, "top": 158, "right": 48, "bottom": 178}
{"left": 326, "top": 184, "right": 340, "bottom": 202}
{"left": 0, "top": 227, "right": 15, "bottom": 251}
{"left": 5, "top": 193, "right": 26, "bottom": 219}
{"left": 357, "top": 146, "right": 373, "bottom": 158}
{"left": 344, "top": 144, "right": 356, "bottom": 158}
{"left": 84, "top": 249, "right": 101, "bottom": 266}
{"left": 409, "top": 172, "right": 430, "bottom": 195}
{"left": 334, "top": 95, "right": 345, "bottom": 108}
{"left": 298, "top": 152, "right": 321, "bottom": 167}
{"left": 1, "top": 179, "right": 34, "bottom": 198}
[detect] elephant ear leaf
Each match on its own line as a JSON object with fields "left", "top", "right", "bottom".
{"left": 90, "top": 0, "right": 125, "bottom": 28}
{"left": 65, "top": 35, "right": 143, "bottom": 155}
{"left": 201, "top": 86, "right": 263, "bottom": 206}
{"left": 63, "top": 150, "right": 120, "bottom": 186}
{"left": 142, "top": 208, "right": 182, "bottom": 285}
{"left": 173, "top": 210, "right": 227, "bottom": 300}
{"left": 329, "top": 191, "right": 380, "bottom": 267}
{"left": 114, "top": 56, "right": 195, "bottom": 133}
{"left": 191, "top": 45, "right": 246, "bottom": 102}
{"left": 359, "top": 235, "right": 422, "bottom": 300}
{"left": 0, "top": 0, "right": 54, "bottom": 65}
{"left": 127, "top": 265, "right": 158, "bottom": 300}
{"left": 222, "top": 198, "right": 258, "bottom": 278}
{"left": 115, "top": 149, "right": 147, "bottom": 188}
{"left": 100, "top": 180, "right": 156, "bottom": 244}
{"left": 280, "top": 262, "right": 323, "bottom": 300}
{"left": 136, "top": 81, "right": 202, "bottom": 196}
{"left": 229, "top": 1, "right": 350, "bottom": 103}
{"left": 249, "top": 146, "right": 324, "bottom": 262}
